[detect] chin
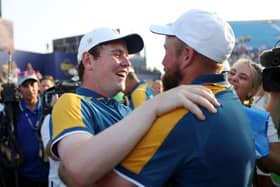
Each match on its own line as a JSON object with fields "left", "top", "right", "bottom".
{"left": 118, "top": 83, "right": 125, "bottom": 92}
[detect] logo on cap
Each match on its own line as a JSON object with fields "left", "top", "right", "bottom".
{"left": 87, "top": 38, "right": 93, "bottom": 45}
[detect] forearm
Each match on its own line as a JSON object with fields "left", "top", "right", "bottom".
{"left": 59, "top": 85, "right": 219, "bottom": 186}
{"left": 59, "top": 97, "right": 160, "bottom": 186}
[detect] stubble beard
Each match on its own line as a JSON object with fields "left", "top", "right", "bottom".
{"left": 162, "top": 66, "right": 182, "bottom": 91}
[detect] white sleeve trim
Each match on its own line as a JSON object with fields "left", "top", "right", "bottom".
{"left": 113, "top": 169, "right": 145, "bottom": 187}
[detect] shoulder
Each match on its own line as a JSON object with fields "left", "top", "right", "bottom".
{"left": 54, "top": 93, "right": 83, "bottom": 107}
{"left": 52, "top": 93, "right": 84, "bottom": 116}
{"left": 244, "top": 107, "right": 269, "bottom": 119}
{"left": 57, "top": 93, "right": 83, "bottom": 102}
{"left": 244, "top": 107, "right": 269, "bottom": 132}
{"left": 155, "top": 108, "right": 190, "bottom": 125}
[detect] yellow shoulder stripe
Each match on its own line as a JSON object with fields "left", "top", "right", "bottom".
{"left": 121, "top": 108, "right": 188, "bottom": 173}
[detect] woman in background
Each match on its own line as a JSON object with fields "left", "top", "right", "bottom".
{"left": 228, "top": 58, "right": 280, "bottom": 187}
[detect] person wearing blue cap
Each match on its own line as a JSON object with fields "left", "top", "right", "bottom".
{"left": 97, "top": 9, "right": 255, "bottom": 187}
{"left": 1, "top": 72, "right": 49, "bottom": 187}
{"left": 49, "top": 27, "right": 220, "bottom": 186}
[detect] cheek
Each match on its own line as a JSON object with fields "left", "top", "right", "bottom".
{"left": 34, "top": 84, "right": 39, "bottom": 90}
{"left": 162, "top": 52, "right": 174, "bottom": 66}
{"left": 240, "top": 80, "right": 252, "bottom": 91}
{"left": 227, "top": 75, "right": 233, "bottom": 83}
{"left": 237, "top": 82, "right": 251, "bottom": 98}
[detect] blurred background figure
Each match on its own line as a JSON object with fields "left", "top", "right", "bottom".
{"left": 67, "top": 66, "right": 79, "bottom": 82}
{"left": 124, "top": 68, "right": 155, "bottom": 109}
{"left": 151, "top": 79, "right": 163, "bottom": 95}
{"left": 25, "top": 63, "right": 42, "bottom": 80}
{"left": 10, "top": 62, "right": 20, "bottom": 85}
{"left": 0, "top": 64, "right": 8, "bottom": 84}
{"left": 39, "top": 75, "right": 55, "bottom": 95}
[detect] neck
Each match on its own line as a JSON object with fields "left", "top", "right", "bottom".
{"left": 25, "top": 98, "right": 38, "bottom": 111}
{"left": 80, "top": 84, "right": 116, "bottom": 98}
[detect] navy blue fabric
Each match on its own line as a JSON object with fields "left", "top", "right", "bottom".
{"left": 51, "top": 87, "right": 131, "bottom": 157}
{"left": 15, "top": 98, "right": 49, "bottom": 182}
{"left": 116, "top": 74, "right": 256, "bottom": 187}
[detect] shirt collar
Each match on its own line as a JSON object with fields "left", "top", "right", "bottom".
{"left": 19, "top": 97, "right": 41, "bottom": 113}
{"left": 192, "top": 73, "right": 227, "bottom": 85}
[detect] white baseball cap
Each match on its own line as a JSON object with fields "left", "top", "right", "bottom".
{"left": 77, "top": 27, "right": 144, "bottom": 62}
{"left": 150, "top": 9, "right": 235, "bottom": 63}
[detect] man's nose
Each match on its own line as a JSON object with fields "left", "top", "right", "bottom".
{"left": 121, "top": 58, "right": 131, "bottom": 67}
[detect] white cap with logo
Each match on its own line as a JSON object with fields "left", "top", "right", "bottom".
{"left": 150, "top": 9, "right": 235, "bottom": 63}
{"left": 77, "top": 27, "right": 144, "bottom": 63}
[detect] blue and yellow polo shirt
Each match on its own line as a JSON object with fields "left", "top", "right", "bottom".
{"left": 127, "top": 81, "right": 155, "bottom": 110}
{"left": 50, "top": 87, "right": 131, "bottom": 157}
{"left": 116, "top": 74, "right": 256, "bottom": 187}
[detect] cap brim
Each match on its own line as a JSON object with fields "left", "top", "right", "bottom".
{"left": 122, "top": 34, "right": 144, "bottom": 54}
{"left": 149, "top": 24, "right": 175, "bottom": 36}
{"left": 18, "top": 76, "right": 38, "bottom": 86}
{"left": 99, "top": 33, "right": 144, "bottom": 55}
{"left": 222, "top": 60, "right": 231, "bottom": 72}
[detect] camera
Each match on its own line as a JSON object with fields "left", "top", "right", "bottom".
{"left": 41, "top": 80, "right": 79, "bottom": 115}
{"left": 259, "top": 46, "right": 280, "bottom": 92}
{"left": 0, "top": 83, "right": 18, "bottom": 103}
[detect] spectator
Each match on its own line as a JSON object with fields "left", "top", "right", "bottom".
{"left": 10, "top": 62, "right": 20, "bottom": 85}
{"left": 41, "top": 114, "right": 66, "bottom": 187}
{"left": 151, "top": 79, "right": 163, "bottom": 95}
{"left": 0, "top": 67, "right": 8, "bottom": 85}
{"left": 0, "top": 72, "right": 49, "bottom": 186}
{"left": 124, "top": 68, "right": 155, "bottom": 109}
{"left": 228, "top": 58, "right": 280, "bottom": 187}
{"left": 25, "top": 63, "right": 42, "bottom": 80}
{"left": 38, "top": 75, "right": 59, "bottom": 186}
{"left": 39, "top": 75, "right": 55, "bottom": 94}
{"left": 50, "top": 27, "right": 220, "bottom": 187}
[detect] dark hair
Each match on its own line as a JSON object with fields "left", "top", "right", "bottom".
{"left": 77, "top": 44, "right": 104, "bottom": 82}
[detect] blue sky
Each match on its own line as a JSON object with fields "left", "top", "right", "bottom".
{"left": 2, "top": 0, "right": 280, "bottom": 71}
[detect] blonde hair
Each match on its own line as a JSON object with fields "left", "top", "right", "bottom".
{"left": 234, "top": 58, "right": 263, "bottom": 107}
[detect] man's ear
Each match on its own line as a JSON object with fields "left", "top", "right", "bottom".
{"left": 181, "top": 46, "right": 195, "bottom": 69}
{"left": 82, "top": 52, "right": 93, "bottom": 70}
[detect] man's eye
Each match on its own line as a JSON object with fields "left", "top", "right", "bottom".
{"left": 113, "top": 53, "right": 121, "bottom": 58}
{"left": 228, "top": 71, "right": 235, "bottom": 76}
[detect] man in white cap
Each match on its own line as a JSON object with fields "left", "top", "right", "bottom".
{"left": 97, "top": 9, "right": 256, "bottom": 187}
{"left": 49, "top": 27, "right": 220, "bottom": 186}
